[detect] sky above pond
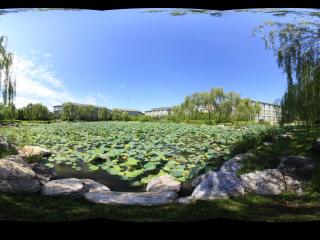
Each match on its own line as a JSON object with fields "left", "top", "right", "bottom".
{"left": 0, "top": 8, "right": 318, "bottom": 111}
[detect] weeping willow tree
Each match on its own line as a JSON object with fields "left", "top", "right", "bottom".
{"left": 254, "top": 17, "right": 320, "bottom": 134}
{"left": 0, "top": 36, "right": 16, "bottom": 106}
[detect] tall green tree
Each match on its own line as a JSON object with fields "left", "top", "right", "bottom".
{"left": 0, "top": 36, "right": 15, "bottom": 106}
{"left": 254, "top": 16, "right": 320, "bottom": 132}
{"left": 61, "top": 102, "right": 78, "bottom": 121}
{"left": 98, "top": 107, "right": 110, "bottom": 121}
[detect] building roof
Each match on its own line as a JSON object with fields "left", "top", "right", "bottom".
{"left": 249, "top": 100, "right": 281, "bottom": 107}
{"left": 146, "top": 107, "right": 173, "bottom": 112}
{"left": 53, "top": 102, "right": 110, "bottom": 110}
{"left": 113, "top": 108, "right": 142, "bottom": 112}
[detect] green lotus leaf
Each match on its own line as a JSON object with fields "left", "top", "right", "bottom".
{"left": 143, "top": 162, "right": 157, "bottom": 171}
{"left": 88, "top": 165, "right": 99, "bottom": 171}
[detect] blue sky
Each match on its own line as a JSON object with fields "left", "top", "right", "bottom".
{"left": 0, "top": 8, "right": 315, "bottom": 111}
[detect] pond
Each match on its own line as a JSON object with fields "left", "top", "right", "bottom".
{"left": 52, "top": 161, "right": 195, "bottom": 196}
{"left": 0, "top": 122, "right": 275, "bottom": 191}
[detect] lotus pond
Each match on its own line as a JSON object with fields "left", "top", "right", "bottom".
{"left": 0, "top": 121, "right": 277, "bottom": 189}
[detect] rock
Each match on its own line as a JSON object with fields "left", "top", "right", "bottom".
{"left": 192, "top": 170, "right": 214, "bottom": 188}
{"left": 192, "top": 153, "right": 250, "bottom": 188}
{"left": 41, "top": 178, "right": 86, "bottom": 197}
{"left": 0, "top": 155, "right": 37, "bottom": 180}
{"left": 18, "top": 146, "right": 51, "bottom": 161}
{"left": 284, "top": 175, "right": 303, "bottom": 195}
{"left": 240, "top": 169, "right": 286, "bottom": 195}
{"left": 41, "top": 178, "right": 110, "bottom": 197}
{"left": 191, "top": 171, "right": 245, "bottom": 200}
{"left": 277, "top": 156, "right": 316, "bottom": 179}
{"left": 218, "top": 153, "right": 250, "bottom": 175}
{"left": 177, "top": 196, "right": 195, "bottom": 204}
{"left": 0, "top": 179, "right": 41, "bottom": 193}
{"left": 191, "top": 153, "right": 250, "bottom": 200}
{"left": 311, "top": 138, "right": 320, "bottom": 153}
{"left": 0, "top": 137, "right": 9, "bottom": 151}
{"left": 0, "top": 155, "right": 41, "bottom": 193}
{"left": 30, "top": 163, "right": 57, "bottom": 184}
{"left": 84, "top": 191, "right": 178, "bottom": 206}
{"left": 80, "top": 179, "right": 110, "bottom": 193}
{"left": 146, "top": 175, "right": 181, "bottom": 193}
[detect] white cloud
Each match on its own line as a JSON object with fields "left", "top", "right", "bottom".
{"left": 44, "top": 53, "right": 51, "bottom": 58}
{"left": 12, "top": 54, "right": 74, "bottom": 110}
{"left": 11, "top": 53, "right": 117, "bottom": 111}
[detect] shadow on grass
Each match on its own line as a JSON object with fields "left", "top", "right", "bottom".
{"left": 1, "top": 191, "right": 320, "bottom": 222}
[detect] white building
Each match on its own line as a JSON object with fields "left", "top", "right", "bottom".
{"left": 145, "top": 107, "right": 173, "bottom": 117}
{"left": 249, "top": 100, "right": 281, "bottom": 122}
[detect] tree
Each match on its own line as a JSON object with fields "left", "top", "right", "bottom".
{"left": 220, "top": 91, "right": 241, "bottom": 122}
{"left": 254, "top": 16, "right": 320, "bottom": 134}
{"left": 210, "top": 88, "right": 225, "bottom": 123}
{"left": 0, "top": 36, "right": 15, "bottom": 106}
{"left": 111, "top": 109, "right": 123, "bottom": 121}
{"left": 61, "top": 102, "right": 78, "bottom": 121}
{"left": 18, "top": 103, "right": 51, "bottom": 120}
{"left": 24, "top": 103, "right": 33, "bottom": 120}
{"left": 98, "top": 107, "right": 110, "bottom": 121}
{"left": 16, "top": 108, "right": 25, "bottom": 120}
{"left": 31, "top": 103, "right": 50, "bottom": 120}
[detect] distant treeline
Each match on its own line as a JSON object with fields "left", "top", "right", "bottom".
{"left": 0, "top": 88, "right": 264, "bottom": 125}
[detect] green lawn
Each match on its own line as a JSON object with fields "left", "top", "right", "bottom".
{"left": 1, "top": 192, "right": 320, "bottom": 222}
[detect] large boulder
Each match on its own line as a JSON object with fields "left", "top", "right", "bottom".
{"left": 41, "top": 178, "right": 86, "bottom": 197}
{"left": 191, "top": 153, "right": 249, "bottom": 200}
{"left": 30, "top": 163, "right": 57, "bottom": 184}
{"left": 146, "top": 175, "right": 181, "bottom": 193}
{"left": 41, "top": 178, "right": 110, "bottom": 197}
{"left": 84, "top": 191, "right": 178, "bottom": 206}
{"left": 191, "top": 171, "right": 245, "bottom": 200}
{"left": 80, "top": 179, "right": 110, "bottom": 193}
{"left": 18, "top": 146, "right": 51, "bottom": 161}
{"left": 0, "top": 179, "right": 41, "bottom": 193}
{"left": 277, "top": 156, "right": 316, "bottom": 179}
{"left": 241, "top": 169, "right": 303, "bottom": 195}
{"left": 0, "top": 155, "right": 41, "bottom": 193}
{"left": 191, "top": 153, "right": 249, "bottom": 188}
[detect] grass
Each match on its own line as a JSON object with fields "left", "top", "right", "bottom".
{"left": 238, "top": 125, "right": 320, "bottom": 188}
{"left": 1, "top": 123, "right": 320, "bottom": 222}
{"left": 1, "top": 192, "right": 320, "bottom": 222}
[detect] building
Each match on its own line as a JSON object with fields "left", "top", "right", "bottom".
{"left": 145, "top": 107, "right": 173, "bottom": 117}
{"left": 113, "top": 108, "right": 143, "bottom": 116}
{"left": 249, "top": 100, "right": 281, "bottom": 122}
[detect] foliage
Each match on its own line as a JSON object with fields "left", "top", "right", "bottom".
{"left": 16, "top": 103, "right": 51, "bottom": 121}
{"left": 0, "top": 121, "right": 276, "bottom": 185}
{"left": 111, "top": 109, "right": 130, "bottom": 121}
{"left": 168, "top": 88, "right": 262, "bottom": 124}
{"left": 0, "top": 36, "right": 15, "bottom": 106}
{"left": 0, "top": 103, "right": 16, "bottom": 120}
{"left": 98, "top": 107, "right": 111, "bottom": 121}
{"left": 253, "top": 14, "right": 320, "bottom": 136}
{"left": 61, "top": 102, "right": 78, "bottom": 121}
